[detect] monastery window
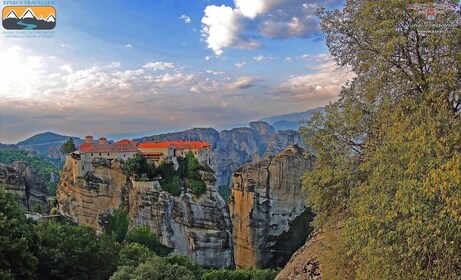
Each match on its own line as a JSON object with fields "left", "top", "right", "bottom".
{"left": 107, "top": 153, "right": 110, "bottom": 156}
{"left": 91, "top": 153, "right": 93, "bottom": 156}
{"left": 99, "top": 153, "right": 101, "bottom": 156}
{"left": 83, "top": 166, "right": 85, "bottom": 170}
{"left": 123, "top": 154, "right": 126, "bottom": 158}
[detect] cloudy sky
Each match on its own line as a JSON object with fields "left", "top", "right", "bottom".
{"left": 0, "top": 0, "right": 351, "bottom": 143}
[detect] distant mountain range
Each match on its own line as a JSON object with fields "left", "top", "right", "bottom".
{"left": 260, "top": 107, "right": 325, "bottom": 131}
{"left": 16, "top": 132, "right": 83, "bottom": 161}
{"left": 2, "top": 8, "right": 55, "bottom": 30}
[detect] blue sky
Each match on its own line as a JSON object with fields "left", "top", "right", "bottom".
{"left": 0, "top": 0, "right": 351, "bottom": 143}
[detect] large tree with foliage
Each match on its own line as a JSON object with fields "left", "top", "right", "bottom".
{"left": 0, "top": 189, "right": 37, "bottom": 279}
{"left": 60, "top": 138, "right": 77, "bottom": 154}
{"left": 302, "top": 0, "right": 461, "bottom": 279}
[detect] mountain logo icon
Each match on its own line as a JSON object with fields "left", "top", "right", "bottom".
{"left": 2, "top": 6, "right": 56, "bottom": 30}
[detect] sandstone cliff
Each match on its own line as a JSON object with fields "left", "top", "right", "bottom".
{"left": 0, "top": 162, "right": 49, "bottom": 213}
{"left": 264, "top": 130, "right": 305, "bottom": 158}
{"left": 57, "top": 156, "right": 234, "bottom": 268}
{"left": 229, "top": 145, "right": 314, "bottom": 269}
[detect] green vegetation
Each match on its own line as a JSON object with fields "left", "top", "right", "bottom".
{"left": 217, "top": 185, "right": 231, "bottom": 202}
{"left": 300, "top": 1, "right": 461, "bottom": 279}
{"left": 104, "top": 209, "right": 129, "bottom": 243}
{"left": 60, "top": 137, "right": 77, "bottom": 154}
{"left": 0, "top": 190, "right": 278, "bottom": 279}
{"left": 123, "top": 154, "right": 156, "bottom": 180}
{"left": 0, "top": 190, "right": 37, "bottom": 279}
{"left": 156, "top": 161, "right": 182, "bottom": 196}
{"left": 155, "top": 152, "right": 207, "bottom": 197}
{"left": 126, "top": 225, "right": 173, "bottom": 256}
{"left": 201, "top": 269, "right": 279, "bottom": 280}
{"left": 0, "top": 147, "right": 60, "bottom": 196}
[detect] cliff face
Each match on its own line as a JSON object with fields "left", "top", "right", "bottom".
{"left": 229, "top": 145, "right": 314, "bottom": 269}
{"left": 133, "top": 123, "right": 307, "bottom": 189}
{"left": 57, "top": 156, "right": 234, "bottom": 268}
{"left": 0, "top": 162, "right": 49, "bottom": 213}
{"left": 57, "top": 157, "right": 129, "bottom": 227}
{"left": 264, "top": 130, "right": 304, "bottom": 158}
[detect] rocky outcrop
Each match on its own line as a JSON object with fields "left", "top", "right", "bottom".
{"left": 229, "top": 145, "right": 314, "bottom": 269}
{"left": 264, "top": 130, "right": 305, "bottom": 158}
{"left": 58, "top": 155, "right": 234, "bottom": 268}
{"left": 275, "top": 217, "right": 347, "bottom": 280}
{"left": 0, "top": 162, "right": 49, "bottom": 213}
{"left": 135, "top": 128, "right": 220, "bottom": 149}
{"left": 130, "top": 181, "right": 234, "bottom": 268}
{"left": 57, "top": 157, "right": 129, "bottom": 227}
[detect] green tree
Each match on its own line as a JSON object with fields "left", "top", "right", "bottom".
{"left": 301, "top": 0, "right": 461, "bottom": 278}
{"left": 110, "top": 256, "right": 195, "bottom": 280}
{"left": 104, "top": 209, "right": 129, "bottom": 243}
{"left": 118, "top": 243, "right": 155, "bottom": 267}
{"left": 123, "top": 154, "right": 156, "bottom": 180}
{"left": 186, "top": 151, "right": 207, "bottom": 196}
{"left": 60, "top": 138, "right": 77, "bottom": 154}
{"left": 126, "top": 226, "right": 173, "bottom": 256}
{"left": 0, "top": 189, "right": 37, "bottom": 280}
{"left": 35, "top": 221, "right": 120, "bottom": 280}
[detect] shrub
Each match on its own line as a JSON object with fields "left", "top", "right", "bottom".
{"left": 126, "top": 226, "right": 173, "bottom": 256}
{"left": 104, "top": 209, "right": 129, "bottom": 243}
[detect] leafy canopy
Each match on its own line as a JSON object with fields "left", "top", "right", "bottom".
{"left": 301, "top": 0, "right": 461, "bottom": 279}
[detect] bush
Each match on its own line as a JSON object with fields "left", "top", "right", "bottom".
{"left": 201, "top": 269, "right": 279, "bottom": 280}
{"left": 189, "top": 178, "right": 206, "bottom": 197}
{"left": 118, "top": 243, "right": 154, "bottom": 267}
{"left": 126, "top": 226, "right": 173, "bottom": 256}
{"left": 123, "top": 155, "right": 156, "bottom": 180}
{"left": 110, "top": 256, "right": 196, "bottom": 280}
{"left": 104, "top": 209, "right": 129, "bottom": 243}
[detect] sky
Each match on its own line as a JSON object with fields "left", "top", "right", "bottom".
{"left": 0, "top": 0, "right": 353, "bottom": 144}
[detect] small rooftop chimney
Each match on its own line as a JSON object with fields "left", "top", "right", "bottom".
{"left": 85, "top": 135, "right": 93, "bottom": 144}
{"left": 99, "top": 137, "right": 107, "bottom": 145}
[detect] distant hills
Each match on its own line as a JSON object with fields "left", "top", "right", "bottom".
{"left": 17, "top": 132, "right": 83, "bottom": 161}
{"left": 260, "top": 107, "right": 325, "bottom": 131}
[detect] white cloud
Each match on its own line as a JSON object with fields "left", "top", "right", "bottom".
{"left": 201, "top": 0, "right": 340, "bottom": 55}
{"left": 180, "top": 14, "right": 191, "bottom": 23}
{"left": 201, "top": 5, "right": 260, "bottom": 55}
{"left": 235, "top": 62, "right": 246, "bottom": 68}
{"left": 124, "top": 44, "right": 133, "bottom": 48}
{"left": 253, "top": 55, "right": 265, "bottom": 61}
{"left": 60, "top": 64, "right": 73, "bottom": 73}
{"left": 274, "top": 59, "right": 354, "bottom": 101}
{"left": 60, "top": 43, "right": 74, "bottom": 50}
{"left": 228, "top": 76, "right": 261, "bottom": 90}
{"left": 205, "top": 56, "right": 211, "bottom": 61}
{"left": 143, "top": 62, "right": 175, "bottom": 71}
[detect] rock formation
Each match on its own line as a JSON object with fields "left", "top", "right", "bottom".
{"left": 0, "top": 162, "right": 49, "bottom": 213}
{"left": 229, "top": 145, "right": 314, "bottom": 269}
{"left": 57, "top": 155, "right": 234, "bottom": 268}
{"left": 135, "top": 122, "right": 277, "bottom": 188}
{"left": 264, "top": 130, "right": 305, "bottom": 158}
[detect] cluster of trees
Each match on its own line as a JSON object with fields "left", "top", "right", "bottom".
{"left": 301, "top": 1, "right": 461, "bottom": 279}
{"left": 0, "top": 189, "right": 278, "bottom": 279}
{"left": 0, "top": 147, "right": 61, "bottom": 196}
{"left": 126, "top": 152, "right": 207, "bottom": 197}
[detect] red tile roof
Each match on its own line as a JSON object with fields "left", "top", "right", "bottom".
{"left": 78, "top": 141, "right": 138, "bottom": 153}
